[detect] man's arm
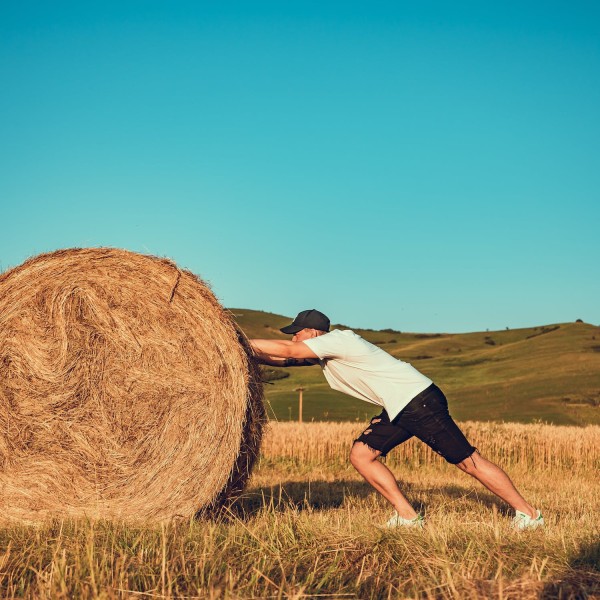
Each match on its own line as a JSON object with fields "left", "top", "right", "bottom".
{"left": 250, "top": 339, "right": 319, "bottom": 360}
{"left": 254, "top": 355, "right": 316, "bottom": 367}
{"left": 254, "top": 354, "right": 287, "bottom": 367}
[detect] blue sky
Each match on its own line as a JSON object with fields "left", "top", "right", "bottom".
{"left": 1, "top": 1, "right": 599, "bottom": 332}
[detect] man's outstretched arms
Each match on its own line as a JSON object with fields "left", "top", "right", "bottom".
{"left": 254, "top": 355, "right": 317, "bottom": 367}
{"left": 250, "top": 339, "right": 319, "bottom": 366}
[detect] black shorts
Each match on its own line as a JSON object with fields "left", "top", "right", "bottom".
{"left": 354, "top": 384, "right": 476, "bottom": 464}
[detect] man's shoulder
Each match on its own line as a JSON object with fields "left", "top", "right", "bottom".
{"left": 334, "top": 329, "right": 367, "bottom": 341}
{"left": 319, "top": 329, "right": 360, "bottom": 343}
{"left": 323, "top": 329, "right": 370, "bottom": 349}
{"left": 303, "top": 329, "right": 355, "bottom": 359}
{"left": 308, "top": 329, "right": 351, "bottom": 345}
{"left": 326, "top": 328, "right": 356, "bottom": 337}
{"left": 328, "top": 329, "right": 389, "bottom": 354}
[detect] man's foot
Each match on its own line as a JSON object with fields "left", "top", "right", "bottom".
{"left": 512, "top": 509, "right": 544, "bottom": 530}
{"left": 385, "top": 512, "right": 425, "bottom": 529}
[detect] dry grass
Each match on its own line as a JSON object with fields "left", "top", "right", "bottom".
{"left": 259, "top": 421, "right": 600, "bottom": 473}
{"left": 0, "top": 421, "right": 598, "bottom": 599}
{"left": 0, "top": 248, "right": 265, "bottom": 523}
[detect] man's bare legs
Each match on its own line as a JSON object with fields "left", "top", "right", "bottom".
{"left": 456, "top": 451, "right": 536, "bottom": 518}
{"left": 350, "top": 441, "right": 418, "bottom": 519}
{"left": 350, "top": 443, "right": 536, "bottom": 519}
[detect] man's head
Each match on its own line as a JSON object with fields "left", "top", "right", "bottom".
{"left": 280, "top": 309, "right": 330, "bottom": 342}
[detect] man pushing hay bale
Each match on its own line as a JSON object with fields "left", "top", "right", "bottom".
{"left": 0, "top": 248, "right": 265, "bottom": 523}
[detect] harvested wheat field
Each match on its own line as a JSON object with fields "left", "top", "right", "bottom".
{"left": 0, "top": 248, "right": 265, "bottom": 523}
{"left": 0, "top": 422, "right": 598, "bottom": 599}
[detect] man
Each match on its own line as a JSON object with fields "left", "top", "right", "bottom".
{"left": 250, "top": 309, "right": 544, "bottom": 530}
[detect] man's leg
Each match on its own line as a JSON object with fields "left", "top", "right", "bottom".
{"left": 349, "top": 441, "right": 418, "bottom": 520}
{"left": 456, "top": 451, "right": 536, "bottom": 518}
{"left": 399, "top": 384, "right": 539, "bottom": 519}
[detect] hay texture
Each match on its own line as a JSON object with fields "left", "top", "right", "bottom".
{"left": 0, "top": 248, "right": 265, "bottom": 523}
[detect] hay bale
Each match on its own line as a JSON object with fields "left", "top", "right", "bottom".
{"left": 0, "top": 248, "right": 265, "bottom": 523}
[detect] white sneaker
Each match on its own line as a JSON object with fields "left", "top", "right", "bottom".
{"left": 385, "top": 512, "right": 425, "bottom": 529}
{"left": 512, "top": 509, "right": 544, "bottom": 530}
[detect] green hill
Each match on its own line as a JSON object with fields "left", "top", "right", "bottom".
{"left": 229, "top": 309, "right": 600, "bottom": 425}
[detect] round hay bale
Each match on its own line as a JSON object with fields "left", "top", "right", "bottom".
{"left": 0, "top": 248, "right": 265, "bottom": 523}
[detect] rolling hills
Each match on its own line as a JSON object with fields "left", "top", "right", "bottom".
{"left": 230, "top": 309, "right": 600, "bottom": 425}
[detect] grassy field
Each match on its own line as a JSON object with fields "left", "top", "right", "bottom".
{"left": 2, "top": 311, "right": 598, "bottom": 598}
{"left": 230, "top": 309, "right": 600, "bottom": 425}
{"left": 1, "top": 422, "right": 598, "bottom": 599}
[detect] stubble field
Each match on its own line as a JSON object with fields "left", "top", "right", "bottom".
{"left": 1, "top": 421, "right": 598, "bottom": 599}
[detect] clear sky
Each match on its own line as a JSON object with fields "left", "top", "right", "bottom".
{"left": 1, "top": 1, "right": 599, "bottom": 332}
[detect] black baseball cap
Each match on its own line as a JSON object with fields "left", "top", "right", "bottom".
{"left": 280, "top": 309, "right": 331, "bottom": 334}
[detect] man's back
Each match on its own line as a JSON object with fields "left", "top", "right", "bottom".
{"left": 303, "top": 329, "right": 432, "bottom": 420}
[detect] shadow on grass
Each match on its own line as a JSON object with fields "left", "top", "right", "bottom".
{"left": 541, "top": 537, "right": 600, "bottom": 599}
{"left": 423, "top": 483, "right": 514, "bottom": 516}
{"left": 228, "top": 479, "right": 372, "bottom": 517}
{"left": 225, "top": 478, "right": 511, "bottom": 520}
